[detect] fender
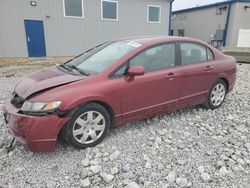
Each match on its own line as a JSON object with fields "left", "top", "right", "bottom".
{"left": 59, "top": 95, "right": 120, "bottom": 125}
{"left": 216, "top": 73, "right": 228, "bottom": 80}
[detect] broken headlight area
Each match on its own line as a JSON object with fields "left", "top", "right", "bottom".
{"left": 20, "top": 101, "right": 62, "bottom": 115}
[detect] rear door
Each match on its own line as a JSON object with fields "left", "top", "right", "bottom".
{"left": 115, "top": 43, "right": 180, "bottom": 122}
{"left": 177, "top": 42, "right": 217, "bottom": 108}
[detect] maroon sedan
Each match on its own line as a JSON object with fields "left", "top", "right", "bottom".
{"left": 3, "top": 37, "right": 236, "bottom": 152}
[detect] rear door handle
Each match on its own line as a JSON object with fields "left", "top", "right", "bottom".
{"left": 165, "top": 72, "right": 178, "bottom": 79}
{"left": 204, "top": 66, "right": 214, "bottom": 71}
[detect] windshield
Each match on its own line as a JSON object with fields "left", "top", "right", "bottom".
{"left": 65, "top": 41, "right": 139, "bottom": 75}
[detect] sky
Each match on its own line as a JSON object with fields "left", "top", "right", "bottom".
{"left": 173, "top": 0, "right": 230, "bottom": 11}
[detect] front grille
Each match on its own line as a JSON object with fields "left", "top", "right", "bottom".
{"left": 11, "top": 94, "right": 25, "bottom": 109}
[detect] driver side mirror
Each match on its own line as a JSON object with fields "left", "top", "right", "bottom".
{"left": 127, "top": 66, "right": 145, "bottom": 77}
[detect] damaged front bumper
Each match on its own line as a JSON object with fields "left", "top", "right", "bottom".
{"left": 3, "top": 98, "right": 69, "bottom": 152}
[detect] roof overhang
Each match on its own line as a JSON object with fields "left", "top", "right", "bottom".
{"left": 173, "top": 0, "right": 250, "bottom": 14}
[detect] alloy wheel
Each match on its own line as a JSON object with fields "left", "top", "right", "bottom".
{"left": 210, "top": 83, "right": 226, "bottom": 106}
{"left": 72, "top": 111, "right": 106, "bottom": 144}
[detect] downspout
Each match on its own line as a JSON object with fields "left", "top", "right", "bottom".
{"left": 223, "top": 1, "right": 232, "bottom": 46}
{"left": 168, "top": 0, "right": 175, "bottom": 36}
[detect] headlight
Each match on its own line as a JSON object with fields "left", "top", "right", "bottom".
{"left": 21, "top": 101, "right": 62, "bottom": 113}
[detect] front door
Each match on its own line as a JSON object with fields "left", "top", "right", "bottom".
{"left": 24, "top": 20, "right": 46, "bottom": 57}
{"left": 119, "top": 43, "right": 180, "bottom": 122}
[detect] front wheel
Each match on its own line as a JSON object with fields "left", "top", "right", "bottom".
{"left": 203, "top": 79, "right": 227, "bottom": 109}
{"left": 63, "top": 103, "right": 110, "bottom": 149}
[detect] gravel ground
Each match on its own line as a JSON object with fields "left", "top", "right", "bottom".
{"left": 0, "top": 63, "right": 250, "bottom": 188}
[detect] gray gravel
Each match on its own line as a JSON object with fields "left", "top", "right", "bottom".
{"left": 0, "top": 63, "right": 250, "bottom": 188}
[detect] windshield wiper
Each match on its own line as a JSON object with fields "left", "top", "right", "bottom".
{"left": 66, "top": 64, "right": 90, "bottom": 76}
{"left": 59, "top": 64, "right": 71, "bottom": 71}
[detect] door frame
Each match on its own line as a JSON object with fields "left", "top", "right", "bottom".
{"left": 109, "top": 42, "right": 181, "bottom": 122}
{"left": 24, "top": 19, "right": 47, "bottom": 57}
{"left": 176, "top": 41, "right": 217, "bottom": 108}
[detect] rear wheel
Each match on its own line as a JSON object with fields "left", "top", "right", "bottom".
{"left": 63, "top": 103, "right": 110, "bottom": 149}
{"left": 203, "top": 79, "right": 227, "bottom": 109}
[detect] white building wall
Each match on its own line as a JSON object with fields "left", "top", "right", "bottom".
{"left": 172, "top": 5, "right": 228, "bottom": 44}
{"left": 0, "top": 0, "right": 170, "bottom": 57}
{"left": 227, "top": 2, "right": 250, "bottom": 46}
{"left": 172, "top": 2, "right": 250, "bottom": 47}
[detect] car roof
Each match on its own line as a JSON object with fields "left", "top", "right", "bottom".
{"left": 118, "top": 36, "right": 205, "bottom": 45}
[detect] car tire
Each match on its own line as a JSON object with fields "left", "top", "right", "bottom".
{"left": 203, "top": 79, "right": 227, "bottom": 110}
{"left": 63, "top": 103, "right": 110, "bottom": 149}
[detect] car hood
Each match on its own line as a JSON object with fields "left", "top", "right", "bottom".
{"left": 15, "top": 66, "right": 86, "bottom": 99}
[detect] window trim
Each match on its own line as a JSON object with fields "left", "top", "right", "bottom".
{"left": 178, "top": 42, "right": 215, "bottom": 66}
{"left": 63, "top": 0, "right": 84, "bottom": 19}
{"left": 110, "top": 62, "right": 129, "bottom": 79}
{"left": 101, "top": 0, "right": 119, "bottom": 21}
{"left": 147, "top": 5, "right": 161, "bottom": 24}
{"left": 206, "top": 47, "right": 214, "bottom": 60}
{"left": 109, "top": 42, "right": 177, "bottom": 79}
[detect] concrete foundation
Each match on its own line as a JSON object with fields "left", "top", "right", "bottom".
{"left": 222, "top": 47, "right": 250, "bottom": 63}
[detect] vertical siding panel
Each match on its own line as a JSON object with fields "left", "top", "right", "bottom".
{"left": 0, "top": 0, "right": 170, "bottom": 57}
{"left": 227, "top": 3, "right": 250, "bottom": 46}
{"left": 172, "top": 6, "right": 228, "bottom": 43}
{"left": 173, "top": 2, "right": 250, "bottom": 46}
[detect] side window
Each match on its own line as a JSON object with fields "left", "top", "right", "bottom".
{"left": 113, "top": 64, "right": 128, "bottom": 77}
{"left": 180, "top": 43, "right": 208, "bottom": 65}
{"left": 130, "top": 43, "right": 176, "bottom": 73}
{"left": 207, "top": 48, "right": 214, "bottom": 60}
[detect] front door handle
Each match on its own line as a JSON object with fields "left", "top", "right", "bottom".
{"left": 204, "top": 66, "right": 214, "bottom": 71}
{"left": 27, "top": 36, "right": 30, "bottom": 42}
{"left": 165, "top": 72, "right": 178, "bottom": 79}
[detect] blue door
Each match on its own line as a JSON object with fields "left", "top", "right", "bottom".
{"left": 24, "top": 20, "right": 46, "bottom": 57}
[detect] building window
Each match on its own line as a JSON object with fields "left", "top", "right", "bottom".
{"left": 178, "top": 29, "right": 185, "bottom": 37}
{"left": 216, "top": 6, "right": 228, "bottom": 15}
{"left": 170, "top": 29, "right": 174, "bottom": 36}
{"left": 63, "top": 0, "right": 84, "bottom": 18}
{"left": 147, "top": 5, "right": 161, "bottom": 23}
{"left": 101, "top": 0, "right": 118, "bottom": 21}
